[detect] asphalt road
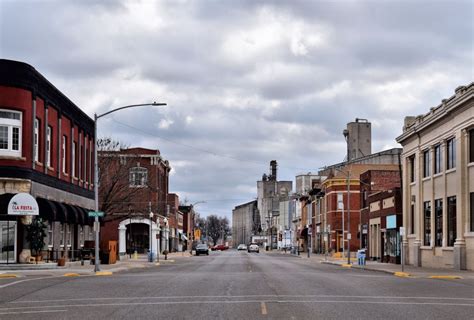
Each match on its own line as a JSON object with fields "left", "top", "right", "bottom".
{"left": 0, "top": 250, "right": 473, "bottom": 319}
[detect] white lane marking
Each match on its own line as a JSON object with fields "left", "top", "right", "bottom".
{"left": 0, "top": 309, "right": 67, "bottom": 315}
{"left": 0, "top": 300, "right": 473, "bottom": 312}
{"left": 10, "top": 294, "right": 474, "bottom": 304}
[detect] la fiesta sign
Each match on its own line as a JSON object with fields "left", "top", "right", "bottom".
{"left": 8, "top": 193, "right": 39, "bottom": 216}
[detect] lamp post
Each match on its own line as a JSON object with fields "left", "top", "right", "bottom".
{"left": 149, "top": 201, "right": 154, "bottom": 262}
{"left": 93, "top": 102, "right": 166, "bottom": 272}
{"left": 190, "top": 201, "right": 206, "bottom": 253}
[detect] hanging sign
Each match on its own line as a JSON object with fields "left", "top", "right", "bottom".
{"left": 8, "top": 193, "right": 39, "bottom": 216}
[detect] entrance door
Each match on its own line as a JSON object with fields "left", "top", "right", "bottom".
{"left": 126, "top": 223, "right": 150, "bottom": 254}
{"left": 0, "top": 221, "right": 16, "bottom": 263}
{"left": 337, "top": 233, "right": 343, "bottom": 252}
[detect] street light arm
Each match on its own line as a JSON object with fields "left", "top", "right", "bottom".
{"left": 96, "top": 102, "right": 167, "bottom": 120}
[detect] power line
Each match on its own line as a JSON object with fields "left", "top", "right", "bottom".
{"left": 108, "top": 117, "right": 320, "bottom": 172}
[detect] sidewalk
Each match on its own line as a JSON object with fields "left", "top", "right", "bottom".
{"left": 269, "top": 250, "right": 474, "bottom": 279}
{"left": 0, "top": 251, "right": 192, "bottom": 278}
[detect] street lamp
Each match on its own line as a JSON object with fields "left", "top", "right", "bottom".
{"left": 149, "top": 210, "right": 154, "bottom": 262}
{"left": 93, "top": 102, "right": 166, "bottom": 272}
{"left": 189, "top": 201, "right": 206, "bottom": 253}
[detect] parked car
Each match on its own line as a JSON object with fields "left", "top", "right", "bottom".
{"left": 211, "top": 244, "right": 229, "bottom": 251}
{"left": 248, "top": 243, "right": 260, "bottom": 253}
{"left": 195, "top": 244, "right": 209, "bottom": 256}
{"left": 237, "top": 244, "right": 248, "bottom": 251}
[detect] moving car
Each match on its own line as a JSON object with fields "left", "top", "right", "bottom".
{"left": 195, "top": 243, "right": 209, "bottom": 256}
{"left": 248, "top": 243, "right": 259, "bottom": 253}
{"left": 211, "top": 244, "right": 229, "bottom": 251}
{"left": 237, "top": 244, "right": 247, "bottom": 251}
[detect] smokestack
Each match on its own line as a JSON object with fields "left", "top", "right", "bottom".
{"left": 270, "top": 160, "right": 277, "bottom": 181}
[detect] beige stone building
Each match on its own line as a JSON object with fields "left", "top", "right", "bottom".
{"left": 396, "top": 83, "right": 474, "bottom": 270}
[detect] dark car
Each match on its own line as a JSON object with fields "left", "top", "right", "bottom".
{"left": 195, "top": 244, "right": 209, "bottom": 256}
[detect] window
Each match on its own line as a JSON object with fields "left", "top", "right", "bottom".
{"left": 72, "top": 141, "right": 76, "bottom": 177}
{"left": 434, "top": 144, "right": 442, "bottom": 174}
{"left": 84, "top": 137, "right": 87, "bottom": 182}
{"left": 79, "top": 144, "right": 83, "bottom": 180}
{"left": 47, "top": 222, "right": 54, "bottom": 247}
{"left": 0, "top": 109, "right": 22, "bottom": 156}
{"left": 409, "top": 155, "right": 415, "bottom": 183}
{"left": 410, "top": 203, "right": 415, "bottom": 234}
{"left": 62, "top": 136, "right": 67, "bottom": 173}
{"left": 67, "top": 224, "right": 72, "bottom": 247}
{"left": 434, "top": 199, "right": 443, "bottom": 247}
{"left": 129, "top": 167, "right": 148, "bottom": 187}
{"left": 471, "top": 193, "right": 474, "bottom": 232}
{"left": 79, "top": 226, "right": 84, "bottom": 247}
{"left": 60, "top": 223, "right": 65, "bottom": 247}
{"left": 447, "top": 196, "right": 456, "bottom": 246}
{"left": 423, "top": 201, "right": 431, "bottom": 246}
{"left": 34, "top": 118, "right": 39, "bottom": 162}
{"left": 470, "top": 129, "right": 474, "bottom": 163}
{"left": 446, "top": 138, "right": 456, "bottom": 170}
{"left": 423, "top": 150, "right": 431, "bottom": 178}
{"left": 46, "top": 126, "right": 52, "bottom": 167}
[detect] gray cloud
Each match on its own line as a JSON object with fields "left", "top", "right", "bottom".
{"left": 1, "top": 0, "right": 472, "bottom": 218}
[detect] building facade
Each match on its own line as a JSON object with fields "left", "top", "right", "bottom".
{"left": 232, "top": 200, "right": 258, "bottom": 247}
{"left": 0, "top": 59, "right": 95, "bottom": 263}
{"left": 396, "top": 83, "right": 474, "bottom": 270}
{"left": 99, "top": 147, "right": 171, "bottom": 257}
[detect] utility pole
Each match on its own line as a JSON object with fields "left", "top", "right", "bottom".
{"left": 347, "top": 173, "right": 351, "bottom": 265}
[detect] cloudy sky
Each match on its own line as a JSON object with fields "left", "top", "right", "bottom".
{"left": 1, "top": 0, "right": 472, "bottom": 218}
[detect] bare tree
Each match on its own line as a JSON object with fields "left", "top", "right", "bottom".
{"left": 98, "top": 138, "right": 145, "bottom": 221}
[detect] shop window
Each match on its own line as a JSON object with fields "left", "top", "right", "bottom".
{"left": 60, "top": 223, "right": 65, "bottom": 247}
{"left": 447, "top": 196, "right": 456, "bottom": 246}
{"left": 471, "top": 193, "right": 474, "bottom": 232}
{"left": 410, "top": 204, "right": 415, "bottom": 234}
{"left": 446, "top": 138, "right": 456, "bottom": 170}
{"left": 79, "top": 226, "right": 84, "bottom": 247}
{"left": 47, "top": 222, "right": 54, "bottom": 247}
{"left": 434, "top": 144, "right": 442, "bottom": 174}
{"left": 0, "top": 109, "right": 22, "bottom": 157}
{"left": 434, "top": 199, "right": 443, "bottom": 247}
{"left": 423, "top": 149, "right": 430, "bottom": 178}
{"left": 423, "top": 201, "right": 431, "bottom": 246}
{"left": 129, "top": 167, "right": 148, "bottom": 187}
{"left": 67, "top": 224, "right": 72, "bottom": 247}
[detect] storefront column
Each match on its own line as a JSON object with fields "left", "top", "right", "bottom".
{"left": 118, "top": 224, "right": 126, "bottom": 256}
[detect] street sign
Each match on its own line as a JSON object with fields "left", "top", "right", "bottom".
{"left": 194, "top": 229, "right": 201, "bottom": 240}
{"left": 347, "top": 233, "right": 352, "bottom": 240}
{"left": 88, "top": 211, "right": 104, "bottom": 218}
{"left": 399, "top": 227, "right": 405, "bottom": 236}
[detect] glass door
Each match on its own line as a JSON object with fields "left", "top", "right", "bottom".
{"left": 0, "top": 221, "right": 16, "bottom": 263}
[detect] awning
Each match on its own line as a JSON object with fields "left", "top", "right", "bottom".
{"left": 52, "top": 201, "right": 67, "bottom": 222}
{"left": 181, "top": 233, "right": 188, "bottom": 241}
{"left": 37, "top": 197, "right": 57, "bottom": 221}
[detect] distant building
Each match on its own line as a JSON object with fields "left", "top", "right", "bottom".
{"left": 396, "top": 83, "right": 473, "bottom": 270}
{"left": 257, "top": 161, "right": 292, "bottom": 248}
{"left": 343, "top": 118, "right": 372, "bottom": 161}
{"left": 232, "top": 200, "right": 258, "bottom": 247}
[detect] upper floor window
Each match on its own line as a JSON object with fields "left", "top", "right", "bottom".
{"left": 72, "top": 141, "right": 76, "bottom": 177}
{"left": 423, "top": 149, "right": 431, "bottom": 178}
{"left": 434, "top": 144, "right": 442, "bottom": 174}
{"left": 129, "top": 167, "right": 148, "bottom": 187}
{"left": 34, "top": 118, "right": 40, "bottom": 162}
{"left": 0, "top": 109, "right": 22, "bottom": 157}
{"left": 446, "top": 138, "right": 456, "bottom": 170}
{"left": 423, "top": 201, "right": 431, "bottom": 246}
{"left": 46, "top": 126, "right": 52, "bottom": 167}
{"left": 409, "top": 155, "right": 415, "bottom": 183}
{"left": 62, "top": 136, "right": 67, "bottom": 174}
{"left": 469, "top": 129, "right": 474, "bottom": 163}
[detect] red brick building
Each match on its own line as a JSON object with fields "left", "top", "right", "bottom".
{"left": 98, "top": 147, "right": 171, "bottom": 257}
{"left": 0, "top": 59, "right": 95, "bottom": 263}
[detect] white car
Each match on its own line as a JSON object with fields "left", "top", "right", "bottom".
{"left": 237, "top": 244, "right": 247, "bottom": 251}
{"left": 247, "top": 244, "right": 259, "bottom": 253}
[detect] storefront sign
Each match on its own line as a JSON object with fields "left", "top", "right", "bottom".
{"left": 8, "top": 193, "right": 39, "bottom": 216}
{"left": 386, "top": 215, "right": 397, "bottom": 229}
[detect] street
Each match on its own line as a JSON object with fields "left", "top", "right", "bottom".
{"left": 0, "top": 250, "right": 473, "bottom": 320}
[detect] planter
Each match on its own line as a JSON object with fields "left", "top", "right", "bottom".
{"left": 35, "top": 255, "right": 43, "bottom": 263}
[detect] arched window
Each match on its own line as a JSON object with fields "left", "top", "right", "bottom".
{"left": 0, "top": 109, "right": 22, "bottom": 157}
{"left": 129, "top": 167, "right": 148, "bottom": 187}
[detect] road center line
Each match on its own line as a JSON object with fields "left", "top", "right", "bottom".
{"left": 261, "top": 301, "right": 267, "bottom": 315}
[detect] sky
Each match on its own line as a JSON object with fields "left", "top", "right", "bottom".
{"left": 1, "top": 0, "right": 473, "bottom": 219}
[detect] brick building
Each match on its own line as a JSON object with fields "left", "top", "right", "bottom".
{"left": 0, "top": 59, "right": 95, "bottom": 263}
{"left": 99, "top": 147, "right": 171, "bottom": 257}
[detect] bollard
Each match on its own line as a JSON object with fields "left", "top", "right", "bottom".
{"left": 133, "top": 250, "right": 138, "bottom": 260}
